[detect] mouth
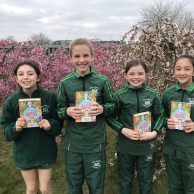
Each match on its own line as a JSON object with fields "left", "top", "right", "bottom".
{"left": 132, "top": 81, "right": 141, "bottom": 84}
{"left": 77, "top": 63, "right": 87, "bottom": 66}
{"left": 22, "top": 81, "right": 31, "bottom": 85}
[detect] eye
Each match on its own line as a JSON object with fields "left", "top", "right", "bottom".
{"left": 17, "top": 73, "right": 24, "bottom": 76}
{"left": 74, "top": 55, "right": 80, "bottom": 58}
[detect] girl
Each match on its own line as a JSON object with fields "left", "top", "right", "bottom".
{"left": 162, "top": 54, "right": 194, "bottom": 194}
{"left": 0, "top": 60, "right": 62, "bottom": 194}
{"left": 107, "top": 59, "right": 164, "bottom": 194}
{"left": 57, "top": 38, "right": 114, "bottom": 194}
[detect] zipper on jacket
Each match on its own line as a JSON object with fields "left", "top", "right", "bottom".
{"left": 81, "top": 76, "right": 86, "bottom": 91}
{"left": 68, "top": 143, "right": 70, "bottom": 151}
{"left": 135, "top": 90, "right": 140, "bottom": 113}
{"left": 181, "top": 90, "right": 185, "bottom": 102}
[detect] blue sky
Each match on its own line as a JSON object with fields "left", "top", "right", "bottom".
{"left": 0, "top": 0, "right": 193, "bottom": 41}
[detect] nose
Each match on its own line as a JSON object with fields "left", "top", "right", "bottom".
{"left": 23, "top": 73, "right": 28, "bottom": 78}
{"left": 134, "top": 74, "right": 138, "bottom": 78}
{"left": 180, "top": 70, "right": 186, "bottom": 75}
{"left": 79, "top": 56, "right": 84, "bottom": 62}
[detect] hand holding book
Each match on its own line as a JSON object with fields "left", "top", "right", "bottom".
{"left": 67, "top": 106, "right": 82, "bottom": 120}
{"left": 181, "top": 119, "right": 194, "bottom": 133}
{"left": 15, "top": 117, "right": 26, "bottom": 132}
{"left": 167, "top": 117, "right": 194, "bottom": 133}
{"left": 90, "top": 102, "right": 103, "bottom": 116}
{"left": 167, "top": 117, "right": 176, "bottom": 130}
{"left": 139, "top": 131, "right": 157, "bottom": 141}
{"left": 121, "top": 128, "right": 139, "bottom": 140}
{"left": 39, "top": 119, "right": 51, "bottom": 130}
{"left": 67, "top": 102, "right": 103, "bottom": 121}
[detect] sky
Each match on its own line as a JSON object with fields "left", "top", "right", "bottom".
{"left": 0, "top": 0, "right": 193, "bottom": 42}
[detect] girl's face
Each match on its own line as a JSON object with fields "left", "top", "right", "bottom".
{"left": 174, "top": 58, "right": 194, "bottom": 89}
{"left": 70, "top": 45, "right": 93, "bottom": 76}
{"left": 125, "top": 65, "right": 146, "bottom": 88}
{"left": 16, "top": 64, "right": 39, "bottom": 95}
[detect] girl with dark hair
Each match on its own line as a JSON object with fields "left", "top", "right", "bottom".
{"left": 163, "top": 54, "right": 194, "bottom": 194}
{"left": 0, "top": 59, "right": 62, "bottom": 194}
{"left": 107, "top": 59, "right": 164, "bottom": 194}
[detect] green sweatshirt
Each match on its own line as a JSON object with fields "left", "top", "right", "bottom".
{"left": 57, "top": 67, "right": 114, "bottom": 153}
{"left": 107, "top": 83, "right": 164, "bottom": 155}
{"left": 162, "top": 83, "right": 194, "bottom": 162}
{"left": 0, "top": 88, "right": 62, "bottom": 169}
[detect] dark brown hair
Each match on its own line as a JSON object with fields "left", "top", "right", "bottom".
{"left": 125, "top": 59, "right": 148, "bottom": 74}
{"left": 14, "top": 60, "right": 41, "bottom": 76}
{"left": 174, "top": 54, "right": 194, "bottom": 68}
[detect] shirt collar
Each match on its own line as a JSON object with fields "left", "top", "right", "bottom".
{"left": 126, "top": 83, "right": 146, "bottom": 90}
{"left": 74, "top": 66, "right": 94, "bottom": 78}
{"left": 175, "top": 82, "right": 194, "bottom": 93}
{"left": 19, "top": 87, "right": 41, "bottom": 97}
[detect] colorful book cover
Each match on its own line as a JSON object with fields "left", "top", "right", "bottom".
{"left": 75, "top": 91, "right": 97, "bottom": 122}
{"left": 133, "top": 111, "right": 151, "bottom": 133}
{"left": 18, "top": 98, "right": 42, "bottom": 128}
{"left": 171, "top": 101, "right": 191, "bottom": 130}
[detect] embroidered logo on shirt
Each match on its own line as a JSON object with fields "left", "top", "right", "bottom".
{"left": 91, "top": 160, "right": 102, "bottom": 169}
{"left": 145, "top": 154, "right": 153, "bottom": 161}
{"left": 149, "top": 141, "right": 155, "bottom": 149}
{"left": 188, "top": 163, "right": 194, "bottom": 170}
{"left": 90, "top": 86, "right": 99, "bottom": 95}
{"left": 42, "top": 105, "right": 50, "bottom": 114}
{"left": 188, "top": 98, "right": 194, "bottom": 104}
{"left": 143, "top": 98, "right": 152, "bottom": 107}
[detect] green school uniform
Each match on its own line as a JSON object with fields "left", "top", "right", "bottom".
{"left": 0, "top": 88, "right": 62, "bottom": 169}
{"left": 57, "top": 67, "right": 114, "bottom": 194}
{"left": 107, "top": 83, "right": 164, "bottom": 194}
{"left": 163, "top": 83, "right": 194, "bottom": 194}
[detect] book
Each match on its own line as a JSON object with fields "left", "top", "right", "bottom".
{"left": 75, "top": 91, "right": 97, "bottom": 122}
{"left": 133, "top": 111, "right": 151, "bottom": 133}
{"left": 170, "top": 101, "right": 191, "bottom": 130}
{"left": 18, "top": 98, "right": 42, "bottom": 128}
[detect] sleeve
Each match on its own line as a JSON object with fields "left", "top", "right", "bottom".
{"left": 152, "top": 92, "right": 165, "bottom": 132}
{"left": 101, "top": 78, "right": 115, "bottom": 117}
{"left": 106, "top": 92, "right": 124, "bottom": 133}
{"left": 57, "top": 80, "right": 69, "bottom": 120}
{"left": 0, "top": 98, "right": 23, "bottom": 141}
{"left": 46, "top": 93, "right": 63, "bottom": 136}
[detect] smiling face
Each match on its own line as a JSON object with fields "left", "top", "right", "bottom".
{"left": 174, "top": 58, "right": 194, "bottom": 89}
{"left": 125, "top": 64, "right": 146, "bottom": 88}
{"left": 70, "top": 44, "right": 94, "bottom": 76}
{"left": 16, "top": 64, "right": 39, "bottom": 95}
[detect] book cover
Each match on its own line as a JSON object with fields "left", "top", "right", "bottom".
{"left": 171, "top": 101, "right": 191, "bottom": 130}
{"left": 18, "top": 98, "right": 42, "bottom": 128}
{"left": 75, "top": 91, "right": 97, "bottom": 122}
{"left": 133, "top": 111, "right": 151, "bottom": 133}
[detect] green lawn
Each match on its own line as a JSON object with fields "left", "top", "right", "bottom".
{"left": 0, "top": 127, "right": 168, "bottom": 194}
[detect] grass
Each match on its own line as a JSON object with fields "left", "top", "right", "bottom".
{"left": 0, "top": 126, "right": 168, "bottom": 194}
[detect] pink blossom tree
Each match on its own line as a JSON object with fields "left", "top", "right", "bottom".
{"left": 0, "top": 40, "right": 122, "bottom": 106}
